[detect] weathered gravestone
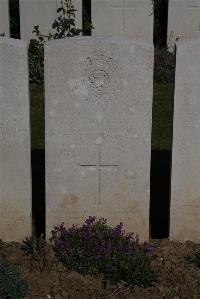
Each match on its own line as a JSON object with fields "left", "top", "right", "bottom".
{"left": 0, "top": 0, "right": 10, "bottom": 36}
{"left": 0, "top": 38, "right": 31, "bottom": 242}
{"left": 91, "top": 0, "right": 153, "bottom": 42}
{"left": 168, "top": 0, "right": 200, "bottom": 50}
{"left": 45, "top": 37, "right": 153, "bottom": 240}
{"left": 19, "top": 0, "right": 82, "bottom": 41}
{"left": 170, "top": 37, "right": 200, "bottom": 242}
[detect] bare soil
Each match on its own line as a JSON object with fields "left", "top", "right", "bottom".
{"left": 1, "top": 239, "right": 200, "bottom": 299}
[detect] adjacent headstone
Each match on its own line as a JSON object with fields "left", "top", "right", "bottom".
{"left": 168, "top": 0, "right": 200, "bottom": 50}
{"left": 45, "top": 37, "right": 153, "bottom": 240}
{"left": 0, "top": 38, "right": 31, "bottom": 242}
{"left": 19, "top": 0, "right": 82, "bottom": 41}
{"left": 0, "top": 0, "right": 10, "bottom": 36}
{"left": 91, "top": 0, "right": 153, "bottom": 42}
{"left": 170, "top": 37, "right": 200, "bottom": 242}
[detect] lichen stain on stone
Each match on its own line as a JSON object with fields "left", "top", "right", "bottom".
{"left": 60, "top": 194, "right": 78, "bottom": 207}
{"left": 171, "top": 197, "right": 200, "bottom": 241}
{"left": 127, "top": 200, "right": 141, "bottom": 212}
{"left": 0, "top": 203, "right": 30, "bottom": 241}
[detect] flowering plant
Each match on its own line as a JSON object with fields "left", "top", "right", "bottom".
{"left": 49, "top": 216, "right": 156, "bottom": 286}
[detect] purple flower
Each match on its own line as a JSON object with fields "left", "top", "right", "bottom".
{"left": 56, "top": 239, "right": 66, "bottom": 251}
{"left": 143, "top": 241, "right": 155, "bottom": 253}
{"left": 85, "top": 216, "right": 96, "bottom": 226}
{"left": 114, "top": 222, "right": 123, "bottom": 236}
{"left": 53, "top": 222, "right": 65, "bottom": 232}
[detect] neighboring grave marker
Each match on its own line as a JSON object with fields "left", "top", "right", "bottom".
{"left": 45, "top": 37, "right": 153, "bottom": 240}
{"left": 0, "top": 0, "right": 10, "bottom": 36}
{"left": 170, "top": 37, "right": 200, "bottom": 242}
{"left": 91, "top": 0, "right": 153, "bottom": 42}
{"left": 19, "top": 0, "right": 82, "bottom": 41}
{"left": 0, "top": 38, "right": 31, "bottom": 242}
{"left": 168, "top": 0, "right": 200, "bottom": 50}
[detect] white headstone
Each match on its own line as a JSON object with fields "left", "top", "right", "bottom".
{"left": 168, "top": 0, "right": 200, "bottom": 50}
{"left": 0, "top": 38, "right": 31, "bottom": 242}
{"left": 19, "top": 0, "right": 82, "bottom": 41}
{"left": 170, "top": 37, "right": 200, "bottom": 242}
{"left": 45, "top": 37, "right": 153, "bottom": 240}
{"left": 0, "top": 0, "right": 10, "bottom": 36}
{"left": 91, "top": 0, "right": 153, "bottom": 42}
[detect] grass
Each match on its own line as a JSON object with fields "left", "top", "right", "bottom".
{"left": 151, "top": 82, "right": 174, "bottom": 151}
{"left": 30, "top": 83, "right": 44, "bottom": 150}
{"left": 30, "top": 82, "right": 174, "bottom": 151}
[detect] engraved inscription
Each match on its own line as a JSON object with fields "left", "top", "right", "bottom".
{"left": 86, "top": 50, "right": 123, "bottom": 100}
{"left": 111, "top": 0, "right": 122, "bottom": 8}
{"left": 0, "top": 103, "right": 25, "bottom": 141}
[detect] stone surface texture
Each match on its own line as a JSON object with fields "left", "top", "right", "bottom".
{"left": 19, "top": 0, "right": 82, "bottom": 41}
{"left": 168, "top": 0, "right": 200, "bottom": 50}
{"left": 0, "top": 38, "right": 31, "bottom": 242}
{"left": 170, "top": 37, "right": 200, "bottom": 242}
{"left": 0, "top": 0, "right": 10, "bottom": 36}
{"left": 45, "top": 37, "right": 153, "bottom": 241}
{"left": 91, "top": 0, "right": 153, "bottom": 42}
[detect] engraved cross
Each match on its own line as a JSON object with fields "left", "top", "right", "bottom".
{"left": 80, "top": 148, "right": 118, "bottom": 204}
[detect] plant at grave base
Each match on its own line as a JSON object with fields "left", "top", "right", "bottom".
{"left": 0, "top": 260, "right": 28, "bottom": 299}
{"left": 20, "top": 234, "right": 47, "bottom": 271}
{"left": 0, "top": 239, "right": 7, "bottom": 262}
{"left": 49, "top": 217, "right": 156, "bottom": 287}
{"left": 29, "top": 0, "right": 94, "bottom": 83}
{"left": 185, "top": 251, "right": 200, "bottom": 268}
{"left": 0, "top": 238, "right": 11, "bottom": 262}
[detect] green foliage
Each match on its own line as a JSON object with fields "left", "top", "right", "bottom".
{"left": 21, "top": 234, "right": 47, "bottom": 271}
{"left": 0, "top": 239, "right": 5, "bottom": 261}
{"left": 154, "top": 48, "right": 176, "bottom": 84}
{"left": 152, "top": 83, "right": 174, "bottom": 150}
{"left": 29, "top": 0, "right": 93, "bottom": 83}
{"left": 49, "top": 217, "right": 156, "bottom": 287}
{"left": 28, "top": 39, "right": 44, "bottom": 84}
{"left": 0, "top": 261, "right": 28, "bottom": 299}
{"left": 0, "top": 238, "right": 11, "bottom": 262}
{"left": 30, "top": 83, "right": 45, "bottom": 149}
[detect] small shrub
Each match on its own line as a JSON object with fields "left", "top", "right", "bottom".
{"left": 0, "top": 238, "right": 11, "bottom": 262}
{"left": 28, "top": 0, "right": 82, "bottom": 83}
{"left": 28, "top": 39, "right": 44, "bottom": 84}
{"left": 20, "top": 234, "right": 47, "bottom": 271}
{"left": 0, "top": 238, "right": 5, "bottom": 255}
{"left": 29, "top": 0, "right": 93, "bottom": 83}
{"left": 49, "top": 216, "right": 156, "bottom": 287}
{"left": 0, "top": 261, "right": 28, "bottom": 299}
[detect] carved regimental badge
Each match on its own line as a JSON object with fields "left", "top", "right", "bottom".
{"left": 86, "top": 50, "right": 124, "bottom": 100}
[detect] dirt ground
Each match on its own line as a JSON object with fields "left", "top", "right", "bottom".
{"left": 1, "top": 239, "right": 200, "bottom": 299}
